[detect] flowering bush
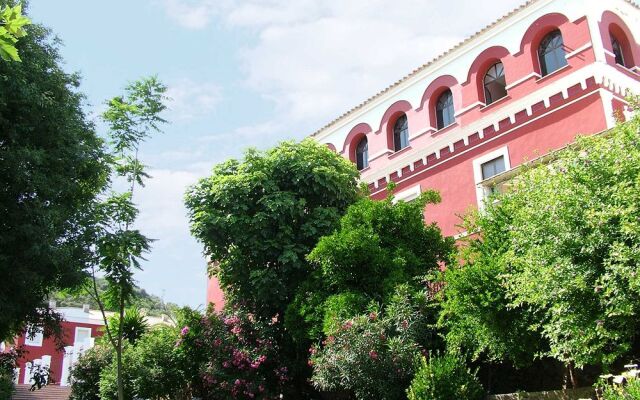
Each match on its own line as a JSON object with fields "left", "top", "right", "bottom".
{"left": 407, "top": 352, "right": 483, "bottom": 400}
{"left": 0, "top": 347, "right": 21, "bottom": 399}
{"left": 178, "top": 306, "right": 290, "bottom": 399}
{"left": 310, "top": 286, "right": 439, "bottom": 400}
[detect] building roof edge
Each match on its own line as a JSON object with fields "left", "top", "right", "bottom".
{"left": 309, "top": 0, "right": 639, "bottom": 139}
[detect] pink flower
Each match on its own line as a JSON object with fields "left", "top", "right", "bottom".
{"left": 369, "top": 350, "right": 378, "bottom": 360}
{"left": 180, "top": 326, "right": 190, "bottom": 336}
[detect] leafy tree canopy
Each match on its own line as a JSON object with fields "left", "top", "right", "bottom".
{"left": 442, "top": 99, "right": 640, "bottom": 369}
{"left": 0, "top": 4, "right": 109, "bottom": 340}
{"left": 287, "top": 189, "right": 454, "bottom": 342}
{"left": 185, "top": 139, "right": 361, "bottom": 319}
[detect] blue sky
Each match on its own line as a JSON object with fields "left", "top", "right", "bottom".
{"left": 28, "top": 0, "right": 536, "bottom": 307}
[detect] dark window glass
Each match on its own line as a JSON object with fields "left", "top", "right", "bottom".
{"left": 356, "top": 137, "right": 369, "bottom": 170}
{"left": 436, "top": 90, "right": 455, "bottom": 129}
{"left": 481, "top": 156, "right": 506, "bottom": 180}
{"left": 611, "top": 35, "right": 626, "bottom": 67}
{"left": 393, "top": 114, "right": 409, "bottom": 151}
{"left": 538, "top": 30, "right": 567, "bottom": 76}
{"left": 484, "top": 62, "right": 507, "bottom": 105}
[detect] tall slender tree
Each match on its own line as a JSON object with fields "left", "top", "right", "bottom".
{"left": 87, "top": 76, "right": 167, "bottom": 400}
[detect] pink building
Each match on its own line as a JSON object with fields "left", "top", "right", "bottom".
{"left": 207, "top": 0, "right": 640, "bottom": 304}
{"left": 311, "top": 0, "right": 640, "bottom": 238}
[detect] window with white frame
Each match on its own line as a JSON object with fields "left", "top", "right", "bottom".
{"left": 74, "top": 327, "right": 92, "bottom": 347}
{"left": 473, "top": 147, "right": 511, "bottom": 208}
{"left": 24, "top": 327, "right": 44, "bottom": 347}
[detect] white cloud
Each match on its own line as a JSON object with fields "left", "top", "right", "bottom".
{"left": 136, "top": 168, "right": 206, "bottom": 239}
{"left": 161, "top": 0, "right": 220, "bottom": 29}
{"left": 165, "top": 78, "right": 222, "bottom": 120}
{"left": 162, "top": 0, "right": 525, "bottom": 128}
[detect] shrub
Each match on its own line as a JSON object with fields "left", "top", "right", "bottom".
{"left": 407, "top": 352, "right": 484, "bottom": 400}
{"left": 600, "top": 377, "right": 640, "bottom": 400}
{"left": 311, "top": 286, "right": 439, "bottom": 400}
{"left": 70, "top": 345, "right": 113, "bottom": 400}
{"left": 0, "top": 349, "right": 18, "bottom": 400}
{"left": 177, "top": 307, "right": 290, "bottom": 400}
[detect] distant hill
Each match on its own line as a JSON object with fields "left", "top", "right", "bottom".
{"left": 50, "top": 278, "right": 179, "bottom": 317}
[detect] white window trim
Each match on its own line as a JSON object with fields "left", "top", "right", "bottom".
{"left": 74, "top": 327, "right": 92, "bottom": 346}
{"left": 24, "top": 327, "right": 43, "bottom": 347}
{"left": 472, "top": 146, "right": 511, "bottom": 209}
{"left": 392, "top": 184, "right": 421, "bottom": 204}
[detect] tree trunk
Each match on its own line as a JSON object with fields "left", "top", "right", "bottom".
{"left": 568, "top": 361, "right": 578, "bottom": 389}
{"left": 117, "top": 291, "right": 125, "bottom": 400}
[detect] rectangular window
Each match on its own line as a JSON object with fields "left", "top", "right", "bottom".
{"left": 472, "top": 147, "right": 511, "bottom": 210}
{"left": 24, "top": 327, "right": 43, "bottom": 347}
{"left": 74, "top": 327, "right": 92, "bottom": 346}
{"left": 481, "top": 156, "right": 506, "bottom": 180}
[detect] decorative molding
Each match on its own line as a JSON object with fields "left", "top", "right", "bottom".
{"left": 454, "top": 101, "right": 484, "bottom": 117}
{"left": 505, "top": 71, "right": 542, "bottom": 90}
{"left": 367, "top": 86, "right": 630, "bottom": 196}
{"left": 565, "top": 42, "right": 593, "bottom": 59}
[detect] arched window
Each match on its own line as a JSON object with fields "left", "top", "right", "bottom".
{"left": 356, "top": 136, "right": 368, "bottom": 170}
{"left": 538, "top": 30, "right": 567, "bottom": 76}
{"left": 393, "top": 114, "right": 409, "bottom": 151}
{"left": 436, "top": 90, "right": 455, "bottom": 129}
{"left": 483, "top": 62, "right": 507, "bottom": 105}
{"left": 611, "top": 34, "right": 626, "bottom": 67}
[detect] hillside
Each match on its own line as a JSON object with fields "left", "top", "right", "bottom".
{"left": 50, "top": 278, "right": 179, "bottom": 317}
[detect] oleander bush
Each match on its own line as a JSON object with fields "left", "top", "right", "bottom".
{"left": 310, "top": 286, "right": 440, "bottom": 400}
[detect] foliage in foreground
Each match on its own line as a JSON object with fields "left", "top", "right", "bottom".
{"left": 0, "top": 1, "right": 30, "bottom": 61}
{"left": 178, "top": 307, "right": 290, "bottom": 400}
{"left": 186, "top": 139, "right": 360, "bottom": 319}
{"left": 407, "top": 352, "right": 484, "bottom": 400}
{"left": 70, "top": 345, "right": 112, "bottom": 400}
{"left": 600, "top": 377, "right": 640, "bottom": 400}
{"left": 185, "top": 139, "right": 361, "bottom": 393}
{"left": 0, "top": 348, "right": 20, "bottom": 399}
{"left": 287, "top": 189, "right": 454, "bottom": 342}
{"left": 441, "top": 99, "right": 640, "bottom": 371}
{"left": 0, "top": 2, "right": 109, "bottom": 341}
{"left": 310, "top": 287, "right": 440, "bottom": 400}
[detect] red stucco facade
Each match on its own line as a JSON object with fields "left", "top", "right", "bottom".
{"left": 207, "top": 0, "right": 640, "bottom": 306}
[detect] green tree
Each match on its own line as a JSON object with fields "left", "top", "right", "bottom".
{"left": 0, "top": 1, "right": 30, "bottom": 61}
{"left": 445, "top": 99, "right": 640, "bottom": 383}
{"left": 288, "top": 189, "right": 454, "bottom": 342}
{"left": 87, "top": 76, "right": 167, "bottom": 400}
{"left": 0, "top": 4, "right": 109, "bottom": 340}
{"left": 439, "top": 207, "right": 542, "bottom": 367}
{"left": 186, "top": 139, "right": 360, "bottom": 318}
{"left": 185, "top": 139, "right": 360, "bottom": 395}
